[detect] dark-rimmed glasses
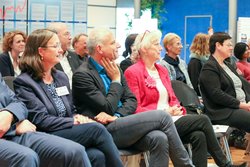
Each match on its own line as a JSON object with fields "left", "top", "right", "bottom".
{"left": 42, "top": 43, "right": 61, "bottom": 49}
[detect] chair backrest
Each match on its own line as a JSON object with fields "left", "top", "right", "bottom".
{"left": 3, "top": 76, "right": 15, "bottom": 91}
{"left": 171, "top": 80, "right": 202, "bottom": 114}
{"left": 171, "top": 80, "right": 200, "bottom": 106}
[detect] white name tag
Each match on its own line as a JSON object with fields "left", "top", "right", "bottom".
{"left": 56, "top": 86, "right": 69, "bottom": 96}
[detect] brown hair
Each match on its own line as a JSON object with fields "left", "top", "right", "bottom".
{"left": 19, "top": 29, "right": 57, "bottom": 81}
{"left": 190, "top": 33, "right": 210, "bottom": 56}
{"left": 2, "top": 30, "right": 27, "bottom": 52}
{"left": 72, "top": 33, "right": 88, "bottom": 48}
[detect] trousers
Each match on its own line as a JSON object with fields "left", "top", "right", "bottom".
{"left": 0, "top": 132, "right": 90, "bottom": 167}
{"left": 106, "top": 110, "right": 194, "bottom": 167}
{"left": 175, "top": 114, "right": 229, "bottom": 167}
{"left": 51, "top": 122, "right": 123, "bottom": 167}
{"left": 212, "top": 109, "right": 250, "bottom": 133}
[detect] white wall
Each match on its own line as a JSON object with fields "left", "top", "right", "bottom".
{"left": 87, "top": 0, "right": 116, "bottom": 34}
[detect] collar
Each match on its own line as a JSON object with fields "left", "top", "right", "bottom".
{"left": 89, "top": 57, "right": 104, "bottom": 73}
{"left": 163, "top": 54, "right": 180, "bottom": 66}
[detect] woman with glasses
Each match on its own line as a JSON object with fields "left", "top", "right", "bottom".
{"left": 160, "top": 33, "right": 193, "bottom": 88}
{"left": 124, "top": 30, "right": 245, "bottom": 167}
{"left": 200, "top": 32, "right": 250, "bottom": 148}
{"left": 13, "top": 29, "right": 124, "bottom": 167}
{"left": 0, "top": 30, "right": 26, "bottom": 77}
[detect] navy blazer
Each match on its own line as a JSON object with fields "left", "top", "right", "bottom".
{"left": 0, "top": 74, "right": 27, "bottom": 137}
{"left": 0, "top": 52, "right": 14, "bottom": 77}
{"left": 199, "top": 56, "right": 250, "bottom": 121}
{"left": 72, "top": 59, "right": 137, "bottom": 118}
{"left": 14, "top": 70, "right": 75, "bottom": 132}
{"left": 55, "top": 50, "right": 82, "bottom": 73}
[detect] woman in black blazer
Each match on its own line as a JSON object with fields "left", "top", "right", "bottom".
{"left": 199, "top": 32, "right": 250, "bottom": 133}
{"left": 0, "top": 30, "right": 26, "bottom": 77}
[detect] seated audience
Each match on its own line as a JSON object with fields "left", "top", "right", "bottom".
{"left": 124, "top": 30, "right": 242, "bottom": 167}
{"left": 188, "top": 33, "right": 210, "bottom": 95}
{"left": 72, "top": 33, "right": 89, "bottom": 62}
{"left": 199, "top": 32, "right": 250, "bottom": 137}
{"left": 0, "top": 73, "right": 90, "bottom": 167}
{"left": 48, "top": 22, "right": 82, "bottom": 87}
{"left": 160, "top": 33, "right": 193, "bottom": 88}
{"left": 13, "top": 29, "right": 123, "bottom": 167}
{"left": 0, "top": 30, "right": 26, "bottom": 77}
{"left": 120, "top": 33, "right": 138, "bottom": 72}
{"left": 72, "top": 28, "right": 194, "bottom": 167}
{"left": 234, "top": 42, "right": 250, "bottom": 82}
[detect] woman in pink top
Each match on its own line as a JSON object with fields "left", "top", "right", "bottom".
{"left": 124, "top": 30, "right": 244, "bottom": 167}
{"left": 234, "top": 42, "right": 250, "bottom": 82}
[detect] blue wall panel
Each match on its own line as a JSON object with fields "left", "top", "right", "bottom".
{"left": 160, "top": 0, "right": 229, "bottom": 62}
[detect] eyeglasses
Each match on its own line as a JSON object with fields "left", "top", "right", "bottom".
{"left": 223, "top": 42, "right": 233, "bottom": 48}
{"left": 140, "top": 30, "right": 150, "bottom": 42}
{"left": 42, "top": 43, "right": 62, "bottom": 49}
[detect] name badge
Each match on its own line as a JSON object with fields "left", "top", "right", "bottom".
{"left": 56, "top": 86, "right": 69, "bottom": 96}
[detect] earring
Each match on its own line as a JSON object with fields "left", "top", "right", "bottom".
{"left": 41, "top": 56, "right": 43, "bottom": 61}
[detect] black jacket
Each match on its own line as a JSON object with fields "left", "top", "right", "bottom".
{"left": 72, "top": 58, "right": 137, "bottom": 118}
{"left": 199, "top": 56, "right": 250, "bottom": 121}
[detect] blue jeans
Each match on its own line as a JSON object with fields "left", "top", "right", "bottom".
{"left": 51, "top": 122, "right": 123, "bottom": 167}
{"left": 0, "top": 132, "right": 90, "bottom": 167}
{"left": 106, "top": 110, "right": 194, "bottom": 167}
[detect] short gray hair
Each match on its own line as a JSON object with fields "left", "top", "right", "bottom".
{"left": 87, "top": 28, "right": 113, "bottom": 55}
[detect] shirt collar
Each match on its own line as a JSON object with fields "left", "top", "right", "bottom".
{"left": 89, "top": 57, "right": 104, "bottom": 73}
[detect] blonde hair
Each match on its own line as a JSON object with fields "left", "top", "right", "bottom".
{"left": 132, "top": 30, "right": 162, "bottom": 62}
{"left": 190, "top": 33, "right": 209, "bottom": 56}
{"left": 162, "top": 33, "right": 181, "bottom": 51}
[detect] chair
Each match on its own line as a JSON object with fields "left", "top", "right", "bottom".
{"left": 171, "top": 80, "right": 233, "bottom": 163}
{"left": 3, "top": 76, "right": 15, "bottom": 91}
{"left": 119, "top": 148, "right": 149, "bottom": 167}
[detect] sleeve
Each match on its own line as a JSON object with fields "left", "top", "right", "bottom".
{"left": 14, "top": 77, "right": 74, "bottom": 132}
{"left": 124, "top": 69, "right": 151, "bottom": 113}
{"left": 0, "top": 74, "right": 27, "bottom": 137}
{"left": 0, "top": 75, "right": 27, "bottom": 122}
{"left": 117, "top": 72, "right": 137, "bottom": 115}
{"left": 73, "top": 69, "right": 137, "bottom": 116}
{"left": 0, "top": 54, "right": 12, "bottom": 77}
{"left": 188, "top": 59, "right": 202, "bottom": 95}
{"left": 199, "top": 63, "right": 240, "bottom": 108}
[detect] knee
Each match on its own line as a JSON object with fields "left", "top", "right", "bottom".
{"left": 90, "top": 123, "right": 112, "bottom": 139}
{"left": 148, "top": 131, "right": 169, "bottom": 149}
{"left": 199, "top": 115, "right": 212, "bottom": 125}
{"left": 190, "top": 131, "right": 206, "bottom": 145}
{"left": 19, "top": 149, "right": 39, "bottom": 166}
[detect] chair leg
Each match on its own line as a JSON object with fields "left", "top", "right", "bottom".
{"left": 143, "top": 152, "right": 150, "bottom": 167}
{"left": 221, "top": 136, "right": 233, "bottom": 163}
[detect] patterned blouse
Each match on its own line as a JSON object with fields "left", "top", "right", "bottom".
{"left": 46, "top": 82, "right": 67, "bottom": 117}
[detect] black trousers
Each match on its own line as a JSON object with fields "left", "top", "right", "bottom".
{"left": 212, "top": 108, "right": 250, "bottom": 133}
{"left": 175, "top": 114, "right": 229, "bottom": 167}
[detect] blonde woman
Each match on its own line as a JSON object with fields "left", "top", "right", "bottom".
{"left": 124, "top": 30, "right": 242, "bottom": 167}
{"left": 188, "top": 33, "right": 210, "bottom": 95}
{"left": 160, "top": 33, "right": 193, "bottom": 88}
